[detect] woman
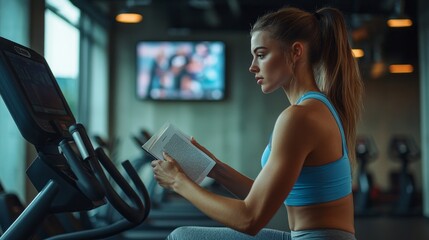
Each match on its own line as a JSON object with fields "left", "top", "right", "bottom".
{"left": 151, "top": 6, "right": 363, "bottom": 240}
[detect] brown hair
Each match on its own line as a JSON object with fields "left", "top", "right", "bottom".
{"left": 251, "top": 7, "right": 364, "bottom": 164}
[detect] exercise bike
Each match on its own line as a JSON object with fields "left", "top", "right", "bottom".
{"left": 388, "top": 135, "right": 421, "bottom": 216}
{"left": 354, "top": 135, "right": 379, "bottom": 216}
{"left": 0, "top": 36, "right": 151, "bottom": 239}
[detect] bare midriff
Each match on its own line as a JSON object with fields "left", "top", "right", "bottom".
{"left": 286, "top": 194, "right": 355, "bottom": 234}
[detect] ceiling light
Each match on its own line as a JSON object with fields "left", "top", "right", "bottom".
{"left": 387, "top": 19, "right": 413, "bottom": 27}
{"left": 387, "top": 0, "right": 412, "bottom": 28}
{"left": 115, "top": 12, "right": 143, "bottom": 23}
{"left": 352, "top": 49, "right": 364, "bottom": 58}
{"left": 115, "top": 0, "right": 147, "bottom": 23}
{"left": 389, "top": 64, "right": 414, "bottom": 73}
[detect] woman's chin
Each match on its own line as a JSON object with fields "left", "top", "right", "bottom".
{"left": 261, "top": 85, "right": 274, "bottom": 94}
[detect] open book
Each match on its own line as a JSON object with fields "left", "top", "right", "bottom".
{"left": 142, "top": 123, "right": 216, "bottom": 184}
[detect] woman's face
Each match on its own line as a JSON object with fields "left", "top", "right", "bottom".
{"left": 249, "top": 31, "right": 292, "bottom": 94}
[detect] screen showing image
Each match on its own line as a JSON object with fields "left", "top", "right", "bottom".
{"left": 136, "top": 41, "right": 226, "bottom": 101}
{"left": 6, "top": 51, "right": 67, "bottom": 115}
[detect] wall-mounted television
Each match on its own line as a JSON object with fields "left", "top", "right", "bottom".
{"left": 136, "top": 41, "right": 226, "bottom": 101}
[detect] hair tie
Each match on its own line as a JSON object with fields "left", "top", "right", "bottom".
{"left": 313, "top": 12, "right": 321, "bottom": 20}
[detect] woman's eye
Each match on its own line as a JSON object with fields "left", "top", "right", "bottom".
{"left": 257, "top": 54, "right": 265, "bottom": 59}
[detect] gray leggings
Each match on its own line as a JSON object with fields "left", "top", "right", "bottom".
{"left": 166, "top": 226, "right": 357, "bottom": 240}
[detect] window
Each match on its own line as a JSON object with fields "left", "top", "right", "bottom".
{"left": 45, "top": 0, "right": 80, "bottom": 117}
{"left": 0, "top": 0, "right": 31, "bottom": 200}
{"left": 45, "top": 0, "right": 109, "bottom": 137}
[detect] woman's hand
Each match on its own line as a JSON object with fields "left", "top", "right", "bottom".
{"left": 190, "top": 137, "right": 220, "bottom": 163}
{"left": 190, "top": 137, "right": 224, "bottom": 178}
{"left": 191, "top": 137, "right": 223, "bottom": 179}
{"left": 151, "top": 152, "right": 187, "bottom": 190}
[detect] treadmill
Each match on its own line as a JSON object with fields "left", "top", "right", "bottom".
{"left": 0, "top": 36, "right": 151, "bottom": 240}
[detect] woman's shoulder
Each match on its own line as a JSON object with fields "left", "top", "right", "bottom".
{"left": 278, "top": 103, "right": 321, "bottom": 125}
{"left": 275, "top": 104, "right": 326, "bottom": 138}
{"left": 269, "top": 104, "right": 322, "bottom": 161}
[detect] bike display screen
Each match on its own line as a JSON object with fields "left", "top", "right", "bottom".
{"left": 5, "top": 51, "right": 68, "bottom": 116}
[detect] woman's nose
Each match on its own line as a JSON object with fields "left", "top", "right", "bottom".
{"left": 249, "top": 65, "right": 258, "bottom": 73}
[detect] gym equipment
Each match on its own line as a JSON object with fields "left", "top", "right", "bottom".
{"left": 0, "top": 180, "right": 69, "bottom": 239}
{"left": 388, "top": 135, "right": 421, "bottom": 216}
{"left": 354, "top": 135, "right": 379, "bottom": 216}
{"left": 93, "top": 134, "right": 120, "bottom": 163}
{"left": 0, "top": 182, "right": 27, "bottom": 237}
{"left": 0, "top": 36, "right": 150, "bottom": 239}
{"left": 0, "top": 182, "right": 30, "bottom": 236}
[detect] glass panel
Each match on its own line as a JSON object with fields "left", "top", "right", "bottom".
{"left": 88, "top": 22, "right": 109, "bottom": 139}
{"left": 44, "top": 9, "right": 80, "bottom": 117}
{"left": 0, "top": 0, "right": 30, "bottom": 200}
{"left": 46, "top": 0, "right": 80, "bottom": 25}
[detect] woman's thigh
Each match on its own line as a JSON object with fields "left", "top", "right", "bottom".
{"left": 291, "top": 229, "right": 357, "bottom": 240}
{"left": 166, "top": 226, "right": 291, "bottom": 240}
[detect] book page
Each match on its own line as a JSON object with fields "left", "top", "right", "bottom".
{"left": 143, "top": 123, "right": 215, "bottom": 184}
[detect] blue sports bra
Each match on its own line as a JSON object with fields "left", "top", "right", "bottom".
{"left": 260, "top": 91, "right": 352, "bottom": 206}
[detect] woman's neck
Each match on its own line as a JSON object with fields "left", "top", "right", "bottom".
{"left": 284, "top": 66, "right": 320, "bottom": 104}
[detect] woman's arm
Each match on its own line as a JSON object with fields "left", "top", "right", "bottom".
{"left": 152, "top": 106, "right": 316, "bottom": 235}
{"left": 209, "top": 161, "right": 254, "bottom": 199}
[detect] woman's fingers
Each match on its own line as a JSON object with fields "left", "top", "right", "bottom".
{"left": 191, "top": 137, "right": 217, "bottom": 160}
{"left": 162, "top": 151, "right": 174, "bottom": 162}
{"left": 151, "top": 159, "right": 161, "bottom": 168}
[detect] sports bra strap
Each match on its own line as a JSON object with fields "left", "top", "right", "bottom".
{"left": 296, "top": 91, "right": 348, "bottom": 157}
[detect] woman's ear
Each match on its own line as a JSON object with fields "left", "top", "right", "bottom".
{"left": 291, "top": 42, "right": 304, "bottom": 60}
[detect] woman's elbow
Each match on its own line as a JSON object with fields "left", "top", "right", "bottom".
{"left": 236, "top": 218, "right": 263, "bottom": 236}
{"left": 243, "top": 227, "right": 262, "bottom": 236}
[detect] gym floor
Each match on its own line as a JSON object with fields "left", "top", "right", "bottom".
{"left": 355, "top": 216, "right": 429, "bottom": 240}
{"left": 353, "top": 190, "right": 427, "bottom": 239}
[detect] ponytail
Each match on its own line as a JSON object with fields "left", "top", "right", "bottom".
{"left": 315, "top": 8, "right": 364, "bottom": 165}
